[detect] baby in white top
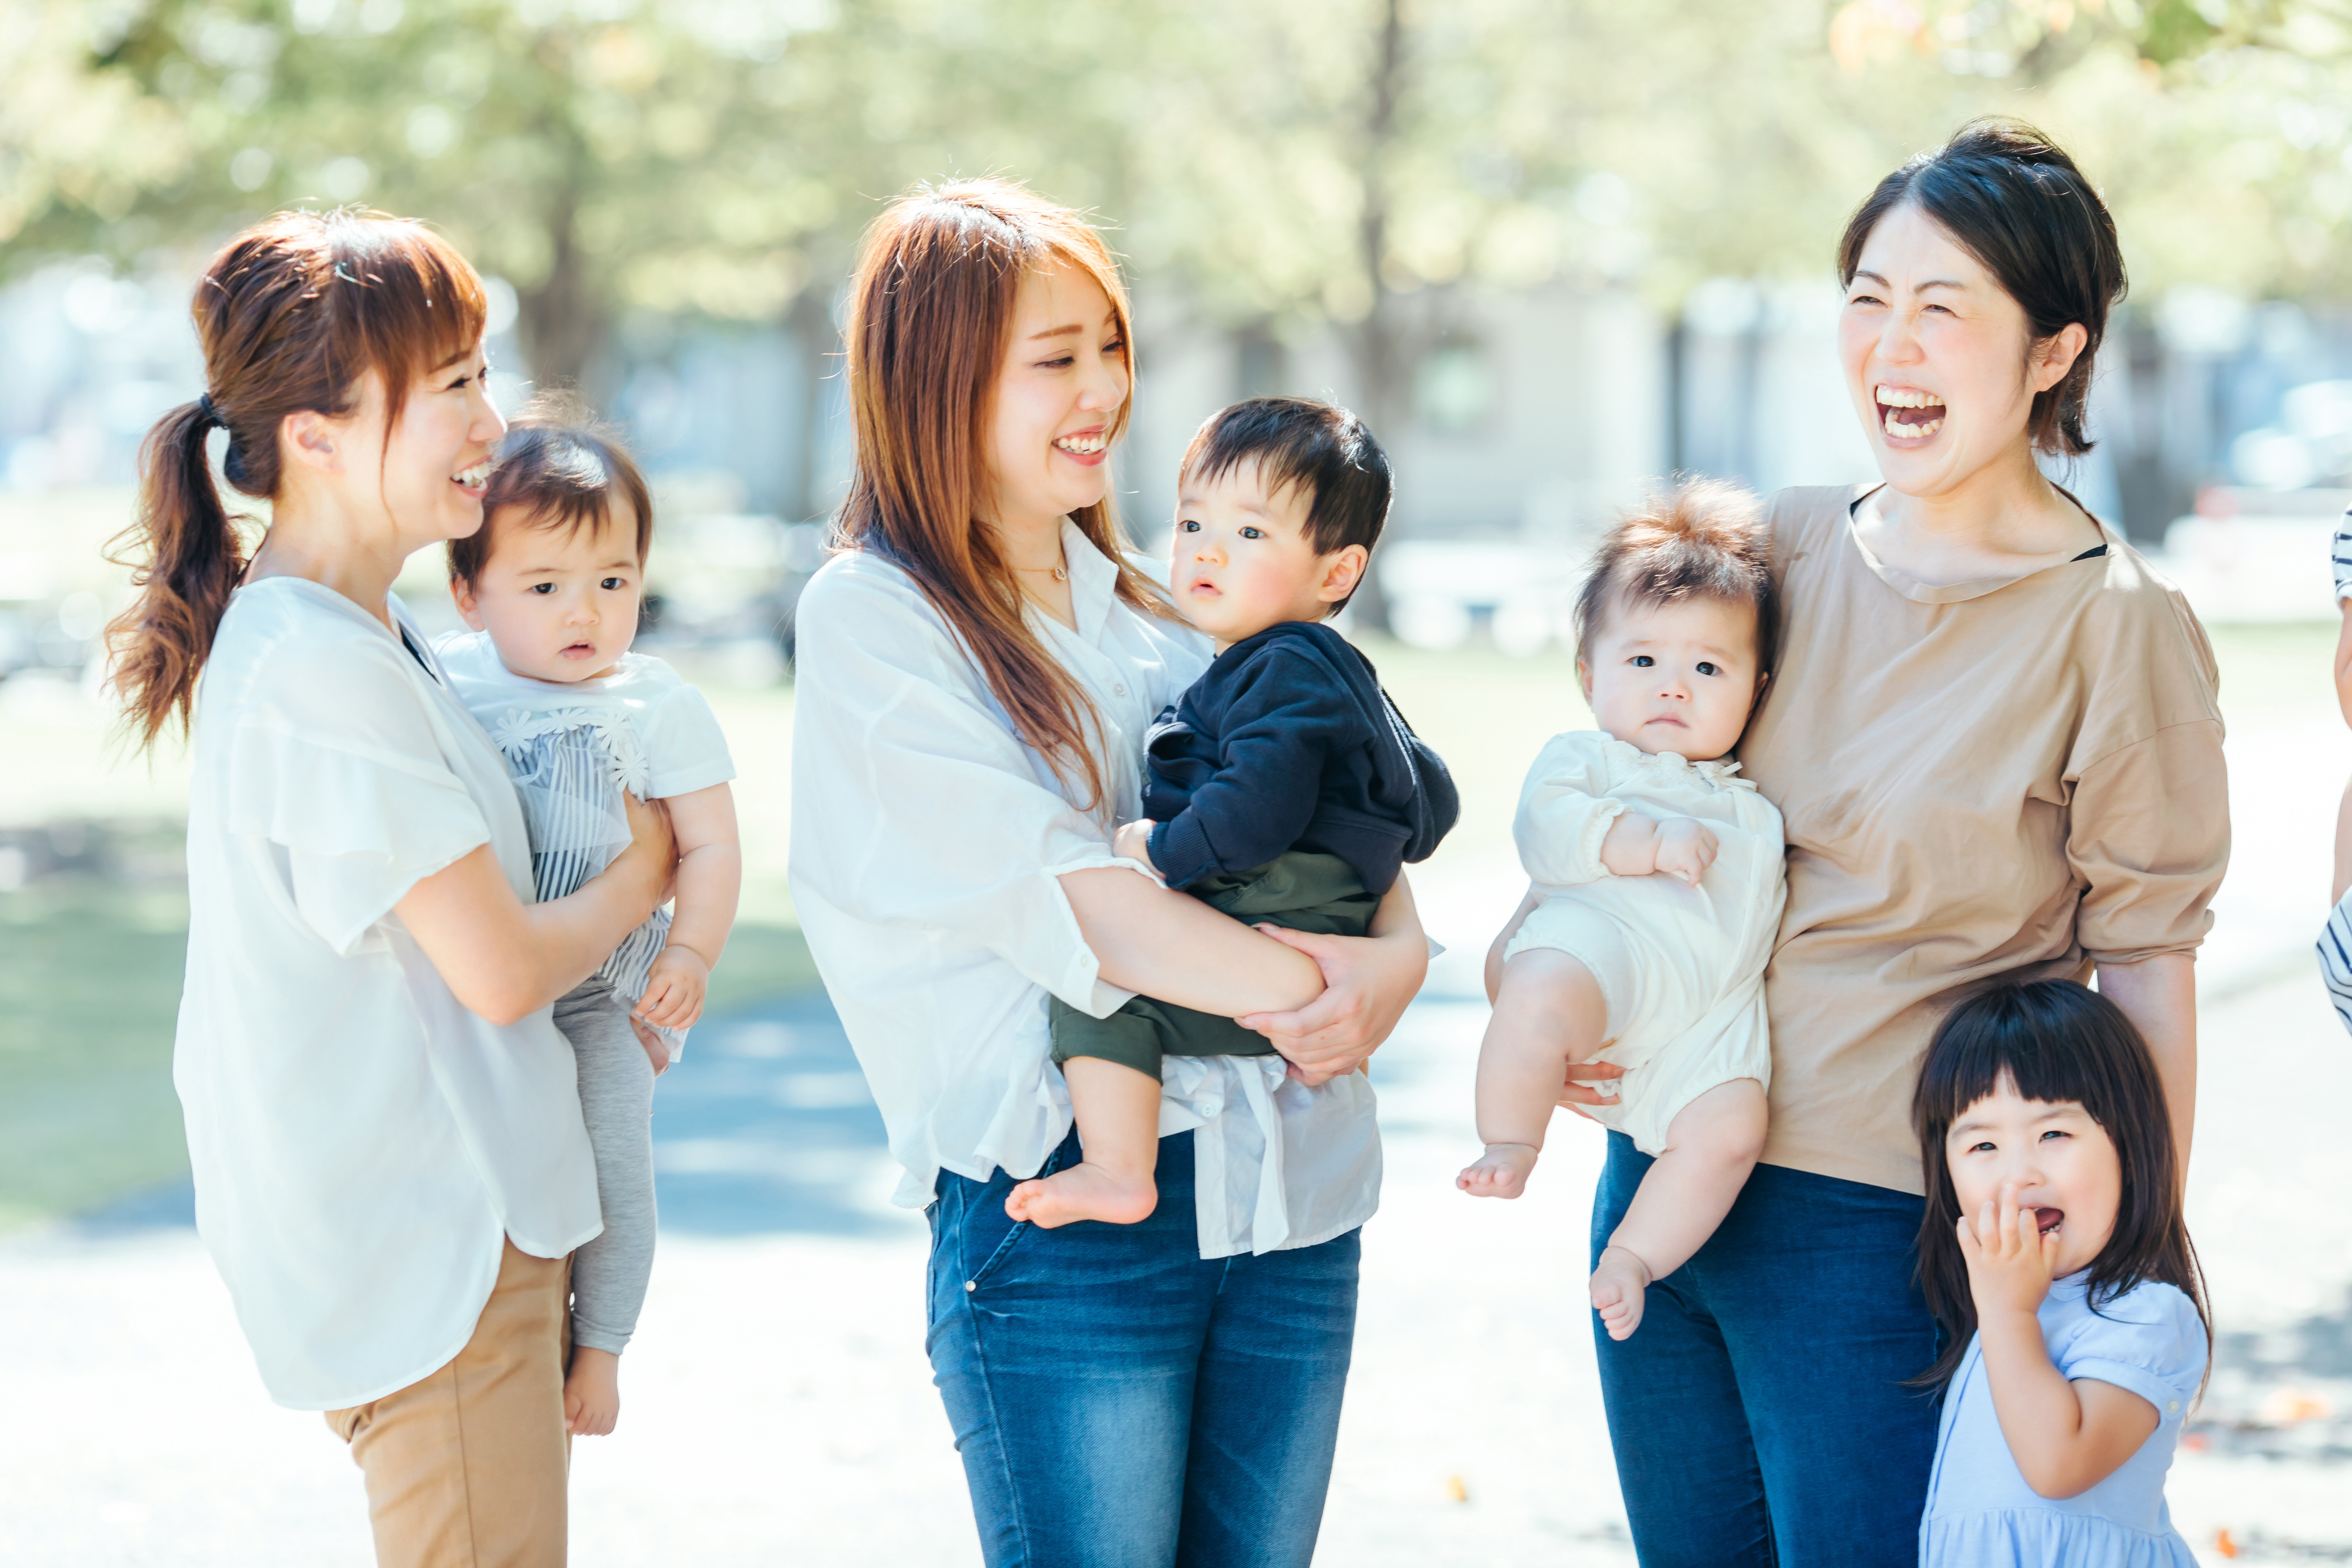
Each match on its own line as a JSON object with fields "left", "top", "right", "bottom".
{"left": 1461, "top": 480, "right": 1786, "bottom": 1342}
{"left": 440, "top": 402, "right": 741, "bottom": 1435}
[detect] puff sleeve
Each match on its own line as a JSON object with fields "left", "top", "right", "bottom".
{"left": 639, "top": 681, "right": 736, "bottom": 799}
{"left": 1514, "top": 731, "right": 1628, "bottom": 888}
{"left": 2052, "top": 1281, "right": 2207, "bottom": 1426}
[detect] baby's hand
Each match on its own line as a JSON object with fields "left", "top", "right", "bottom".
{"left": 637, "top": 944, "right": 710, "bottom": 1031}
{"left": 1956, "top": 1180, "right": 2060, "bottom": 1319}
{"left": 1651, "top": 818, "right": 1719, "bottom": 887}
{"left": 1112, "top": 818, "right": 1158, "bottom": 873}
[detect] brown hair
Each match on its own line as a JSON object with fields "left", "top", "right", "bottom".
{"left": 1180, "top": 396, "right": 1391, "bottom": 612}
{"left": 836, "top": 177, "right": 1162, "bottom": 809}
{"left": 108, "top": 209, "right": 488, "bottom": 747}
{"left": 449, "top": 393, "right": 654, "bottom": 588}
{"left": 1574, "top": 478, "right": 1778, "bottom": 676}
{"left": 1837, "top": 119, "right": 2124, "bottom": 458}
{"left": 1911, "top": 979, "right": 2209, "bottom": 1394}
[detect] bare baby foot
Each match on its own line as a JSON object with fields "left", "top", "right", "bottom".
{"left": 1004, "top": 1161, "right": 1157, "bottom": 1227}
{"left": 1590, "top": 1245, "right": 1653, "bottom": 1341}
{"left": 565, "top": 1347, "right": 621, "bottom": 1436}
{"left": 1457, "top": 1143, "right": 1539, "bottom": 1199}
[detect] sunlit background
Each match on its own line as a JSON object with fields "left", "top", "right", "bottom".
{"left": 4, "top": 2, "right": 2351, "bottom": 1563}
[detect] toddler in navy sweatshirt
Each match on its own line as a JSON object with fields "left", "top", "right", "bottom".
{"left": 1007, "top": 397, "right": 1457, "bottom": 1228}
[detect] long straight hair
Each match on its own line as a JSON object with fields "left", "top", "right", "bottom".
{"left": 836, "top": 177, "right": 1165, "bottom": 809}
{"left": 1911, "top": 980, "right": 2209, "bottom": 1390}
{"left": 107, "top": 209, "right": 488, "bottom": 748}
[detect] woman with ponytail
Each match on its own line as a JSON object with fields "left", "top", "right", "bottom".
{"left": 788, "top": 179, "right": 1429, "bottom": 1566}
{"left": 115, "top": 210, "right": 674, "bottom": 1568}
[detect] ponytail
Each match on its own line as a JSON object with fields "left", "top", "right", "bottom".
{"left": 103, "top": 209, "right": 489, "bottom": 751}
{"left": 107, "top": 399, "right": 250, "bottom": 748}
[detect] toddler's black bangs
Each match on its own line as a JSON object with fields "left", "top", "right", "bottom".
{"left": 1912, "top": 980, "right": 2154, "bottom": 1150}
{"left": 1179, "top": 396, "right": 1392, "bottom": 559}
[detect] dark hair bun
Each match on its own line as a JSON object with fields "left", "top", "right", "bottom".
{"left": 1838, "top": 118, "right": 2125, "bottom": 458}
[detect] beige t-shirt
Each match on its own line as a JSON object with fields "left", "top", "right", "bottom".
{"left": 1737, "top": 485, "right": 2228, "bottom": 1195}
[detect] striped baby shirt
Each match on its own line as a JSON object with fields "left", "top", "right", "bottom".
{"left": 436, "top": 631, "right": 736, "bottom": 1056}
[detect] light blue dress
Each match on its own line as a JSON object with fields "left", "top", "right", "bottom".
{"left": 1921, "top": 1272, "right": 2205, "bottom": 1567}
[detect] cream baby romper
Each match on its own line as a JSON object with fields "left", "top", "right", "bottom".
{"left": 1503, "top": 730, "right": 1786, "bottom": 1155}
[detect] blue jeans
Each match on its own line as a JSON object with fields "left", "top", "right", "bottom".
{"left": 926, "top": 1127, "right": 1362, "bottom": 1568}
{"left": 1592, "top": 1133, "right": 1939, "bottom": 1568}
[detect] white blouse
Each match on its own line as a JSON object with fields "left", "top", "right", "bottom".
{"left": 174, "top": 578, "right": 602, "bottom": 1410}
{"left": 788, "top": 522, "right": 1383, "bottom": 1258}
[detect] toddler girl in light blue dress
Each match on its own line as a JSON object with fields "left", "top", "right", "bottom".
{"left": 1910, "top": 980, "right": 2208, "bottom": 1567}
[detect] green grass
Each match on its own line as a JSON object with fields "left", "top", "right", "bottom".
{"left": 0, "top": 880, "right": 196, "bottom": 1229}
{"left": 0, "top": 875, "right": 821, "bottom": 1231}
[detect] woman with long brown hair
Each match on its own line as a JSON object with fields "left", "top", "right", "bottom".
{"left": 116, "top": 210, "right": 673, "bottom": 1567}
{"left": 789, "top": 179, "right": 1430, "bottom": 1565}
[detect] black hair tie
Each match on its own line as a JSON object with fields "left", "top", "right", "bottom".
{"left": 196, "top": 391, "right": 253, "bottom": 483}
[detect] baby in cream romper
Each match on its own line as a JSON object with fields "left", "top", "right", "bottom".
{"left": 1460, "top": 480, "right": 1786, "bottom": 1342}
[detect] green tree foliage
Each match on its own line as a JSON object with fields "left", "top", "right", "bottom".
{"left": 4, "top": 0, "right": 2346, "bottom": 400}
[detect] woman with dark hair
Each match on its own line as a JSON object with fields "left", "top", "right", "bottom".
{"left": 1576, "top": 120, "right": 2228, "bottom": 1564}
{"left": 1910, "top": 980, "right": 2208, "bottom": 1565}
{"left": 787, "top": 179, "right": 1430, "bottom": 1566}
{"left": 116, "top": 210, "right": 674, "bottom": 1566}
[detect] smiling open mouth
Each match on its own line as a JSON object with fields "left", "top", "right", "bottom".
{"left": 1875, "top": 385, "right": 1945, "bottom": 441}
{"left": 2033, "top": 1207, "right": 2064, "bottom": 1234}
{"left": 1053, "top": 431, "right": 1108, "bottom": 457}
{"left": 453, "top": 460, "right": 491, "bottom": 490}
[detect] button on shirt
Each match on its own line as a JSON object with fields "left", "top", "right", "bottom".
{"left": 788, "top": 523, "right": 1383, "bottom": 1258}
{"left": 175, "top": 579, "right": 602, "bottom": 1410}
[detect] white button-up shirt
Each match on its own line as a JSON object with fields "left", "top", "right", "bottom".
{"left": 175, "top": 579, "right": 602, "bottom": 1410}
{"left": 788, "top": 523, "right": 1381, "bottom": 1257}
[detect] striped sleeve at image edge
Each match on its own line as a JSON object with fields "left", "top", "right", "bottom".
{"left": 2319, "top": 889, "right": 2352, "bottom": 1037}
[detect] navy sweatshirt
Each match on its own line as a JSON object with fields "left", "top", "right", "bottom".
{"left": 1142, "top": 621, "right": 1458, "bottom": 895}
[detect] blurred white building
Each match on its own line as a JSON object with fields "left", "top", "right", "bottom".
{"left": 4, "top": 257, "right": 2348, "bottom": 670}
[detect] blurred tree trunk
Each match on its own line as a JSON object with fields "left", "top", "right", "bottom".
{"left": 1344, "top": 0, "right": 1405, "bottom": 638}
{"left": 785, "top": 285, "right": 838, "bottom": 524}
{"left": 516, "top": 161, "right": 605, "bottom": 397}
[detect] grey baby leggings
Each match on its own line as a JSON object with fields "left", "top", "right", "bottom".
{"left": 551, "top": 979, "right": 657, "bottom": 1356}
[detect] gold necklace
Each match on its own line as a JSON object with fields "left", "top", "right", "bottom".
{"left": 1013, "top": 561, "right": 1069, "bottom": 583}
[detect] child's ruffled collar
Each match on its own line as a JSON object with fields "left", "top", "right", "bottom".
{"left": 1596, "top": 733, "right": 1754, "bottom": 791}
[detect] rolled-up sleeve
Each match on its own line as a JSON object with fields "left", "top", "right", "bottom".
{"left": 1514, "top": 732, "right": 1626, "bottom": 887}
{"left": 789, "top": 569, "right": 1137, "bottom": 1018}
{"left": 2069, "top": 718, "right": 2229, "bottom": 963}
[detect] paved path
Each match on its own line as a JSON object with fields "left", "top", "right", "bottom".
{"left": 6, "top": 716, "right": 2351, "bottom": 1564}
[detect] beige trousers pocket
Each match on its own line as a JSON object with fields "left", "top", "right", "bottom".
{"left": 325, "top": 1240, "right": 573, "bottom": 1568}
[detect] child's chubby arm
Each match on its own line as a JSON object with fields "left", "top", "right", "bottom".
{"left": 1517, "top": 734, "right": 1717, "bottom": 889}
{"left": 635, "top": 781, "right": 742, "bottom": 1037}
{"left": 1961, "top": 1182, "right": 2162, "bottom": 1498}
{"left": 1597, "top": 812, "right": 1718, "bottom": 888}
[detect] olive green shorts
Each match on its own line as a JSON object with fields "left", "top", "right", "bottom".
{"left": 1048, "top": 850, "right": 1380, "bottom": 1080}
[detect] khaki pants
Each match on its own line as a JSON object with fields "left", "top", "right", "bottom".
{"left": 326, "top": 1240, "right": 573, "bottom": 1568}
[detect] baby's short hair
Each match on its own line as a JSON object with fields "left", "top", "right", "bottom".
{"left": 1180, "top": 396, "right": 1393, "bottom": 565}
{"left": 1574, "top": 478, "right": 1777, "bottom": 673}
{"left": 448, "top": 392, "right": 654, "bottom": 588}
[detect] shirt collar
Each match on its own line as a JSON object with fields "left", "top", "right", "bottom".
{"left": 1060, "top": 517, "right": 1120, "bottom": 644}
